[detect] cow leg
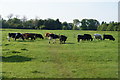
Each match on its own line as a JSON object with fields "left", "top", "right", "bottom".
{"left": 60, "top": 41, "right": 62, "bottom": 44}
{"left": 77, "top": 38, "right": 80, "bottom": 42}
{"left": 21, "top": 37, "right": 24, "bottom": 40}
{"left": 49, "top": 37, "right": 52, "bottom": 44}
{"left": 53, "top": 39, "right": 56, "bottom": 44}
{"left": 33, "top": 37, "right": 36, "bottom": 40}
{"left": 31, "top": 37, "right": 33, "bottom": 40}
{"left": 60, "top": 40, "right": 62, "bottom": 44}
{"left": 7, "top": 36, "right": 10, "bottom": 41}
{"left": 91, "top": 38, "right": 93, "bottom": 41}
{"left": 22, "top": 36, "right": 24, "bottom": 40}
{"left": 103, "top": 38, "right": 105, "bottom": 40}
{"left": 31, "top": 37, "right": 35, "bottom": 40}
{"left": 64, "top": 41, "right": 65, "bottom": 44}
{"left": 14, "top": 38, "right": 16, "bottom": 41}
{"left": 49, "top": 41, "right": 50, "bottom": 44}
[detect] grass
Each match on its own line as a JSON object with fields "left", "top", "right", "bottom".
{"left": 1, "top": 29, "right": 118, "bottom": 78}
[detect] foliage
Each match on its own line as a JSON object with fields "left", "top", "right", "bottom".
{"left": 1, "top": 14, "right": 119, "bottom": 31}
{"left": 80, "top": 19, "right": 100, "bottom": 30}
{"left": 97, "top": 22, "right": 120, "bottom": 31}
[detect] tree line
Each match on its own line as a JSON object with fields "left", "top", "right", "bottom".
{"left": 1, "top": 14, "right": 120, "bottom": 31}
{"left": 97, "top": 21, "right": 120, "bottom": 31}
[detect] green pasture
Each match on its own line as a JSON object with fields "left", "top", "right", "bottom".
{"left": 1, "top": 29, "right": 118, "bottom": 78}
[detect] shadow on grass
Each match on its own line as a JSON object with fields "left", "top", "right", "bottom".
{"left": 4, "top": 44, "right": 10, "bottom": 46}
{"left": 1, "top": 55, "right": 33, "bottom": 62}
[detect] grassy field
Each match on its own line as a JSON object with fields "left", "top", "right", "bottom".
{"left": 1, "top": 29, "right": 118, "bottom": 78}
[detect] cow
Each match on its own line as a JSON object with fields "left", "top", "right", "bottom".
{"left": 84, "top": 34, "right": 93, "bottom": 41}
{"left": 33, "top": 34, "right": 44, "bottom": 39}
{"left": 94, "top": 34, "right": 102, "bottom": 40}
{"left": 77, "top": 34, "right": 93, "bottom": 42}
{"left": 22, "top": 33, "right": 36, "bottom": 40}
{"left": 48, "top": 34, "right": 67, "bottom": 44}
{"left": 77, "top": 34, "right": 84, "bottom": 42}
{"left": 45, "top": 33, "right": 52, "bottom": 37}
{"left": 7, "top": 33, "right": 24, "bottom": 41}
{"left": 103, "top": 34, "right": 115, "bottom": 41}
{"left": 48, "top": 33, "right": 60, "bottom": 43}
{"left": 59, "top": 35, "right": 67, "bottom": 44}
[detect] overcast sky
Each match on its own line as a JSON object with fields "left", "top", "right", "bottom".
{"left": 0, "top": 0, "right": 119, "bottom": 23}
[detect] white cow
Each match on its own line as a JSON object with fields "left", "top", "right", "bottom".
{"left": 94, "top": 34, "right": 102, "bottom": 40}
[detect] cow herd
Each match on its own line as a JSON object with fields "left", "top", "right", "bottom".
{"left": 77, "top": 34, "right": 115, "bottom": 42}
{"left": 7, "top": 32, "right": 115, "bottom": 44}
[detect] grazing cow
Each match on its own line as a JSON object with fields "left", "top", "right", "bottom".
{"left": 48, "top": 34, "right": 60, "bottom": 43}
{"left": 77, "top": 34, "right": 84, "bottom": 42}
{"left": 77, "top": 34, "right": 93, "bottom": 42}
{"left": 7, "top": 33, "right": 24, "bottom": 41}
{"left": 94, "top": 34, "right": 102, "bottom": 40}
{"left": 84, "top": 34, "right": 93, "bottom": 41}
{"left": 45, "top": 33, "right": 52, "bottom": 37}
{"left": 34, "top": 34, "right": 44, "bottom": 39}
{"left": 22, "top": 33, "right": 36, "bottom": 40}
{"left": 59, "top": 35, "right": 67, "bottom": 44}
{"left": 103, "top": 34, "right": 115, "bottom": 41}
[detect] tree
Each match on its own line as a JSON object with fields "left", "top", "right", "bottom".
{"left": 43, "top": 18, "right": 62, "bottom": 30}
{"left": 21, "top": 16, "right": 27, "bottom": 28}
{"left": 68, "top": 23, "right": 74, "bottom": 30}
{"left": 106, "top": 22, "right": 114, "bottom": 31}
{"left": 35, "top": 19, "right": 44, "bottom": 29}
{"left": 101, "top": 23, "right": 108, "bottom": 31}
{"left": 55, "top": 19, "right": 62, "bottom": 30}
{"left": 62, "top": 22, "right": 69, "bottom": 30}
{"left": 80, "top": 19, "right": 100, "bottom": 30}
{"left": 73, "top": 19, "right": 80, "bottom": 26}
{"left": 117, "top": 22, "right": 120, "bottom": 31}
{"left": 73, "top": 19, "right": 80, "bottom": 30}
{"left": 80, "top": 19, "right": 88, "bottom": 30}
{"left": 7, "top": 18, "right": 22, "bottom": 28}
{"left": 87, "top": 19, "right": 100, "bottom": 30}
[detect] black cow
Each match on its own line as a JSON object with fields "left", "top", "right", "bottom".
{"left": 59, "top": 35, "right": 67, "bottom": 44}
{"left": 48, "top": 34, "right": 60, "bottom": 43}
{"left": 84, "top": 34, "right": 93, "bottom": 41}
{"left": 77, "top": 34, "right": 93, "bottom": 42}
{"left": 35, "top": 34, "right": 44, "bottom": 39}
{"left": 103, "top": 34, "right": 115, "bottom": 41}
{"left": 77, "top": 35, "right": 84, "bottom": 42}
{"left": 8, "top": 33, "right": 24, "bottom": 41}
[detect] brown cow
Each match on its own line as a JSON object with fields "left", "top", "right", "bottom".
{"left": 22, "top": 33, "right": 36, "bottom": 40}
{"left": 22, "top": 33, "right": 44, "bottom": 40}
{"left": 45, "top": 33, "right": 52, "bottom": 37}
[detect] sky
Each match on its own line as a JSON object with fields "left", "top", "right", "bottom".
{"left": 0, "top": 0, "right": 119, "bottom": 23}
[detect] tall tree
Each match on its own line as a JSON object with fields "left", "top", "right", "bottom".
{"left": 73, "top": 19, "right": 80, "bottom": 30}
{"left": 80, "top": 19, "right": 100, "bottom": 30}
{"left": 80, "top": 19, "right": 88, "bottom": 30}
